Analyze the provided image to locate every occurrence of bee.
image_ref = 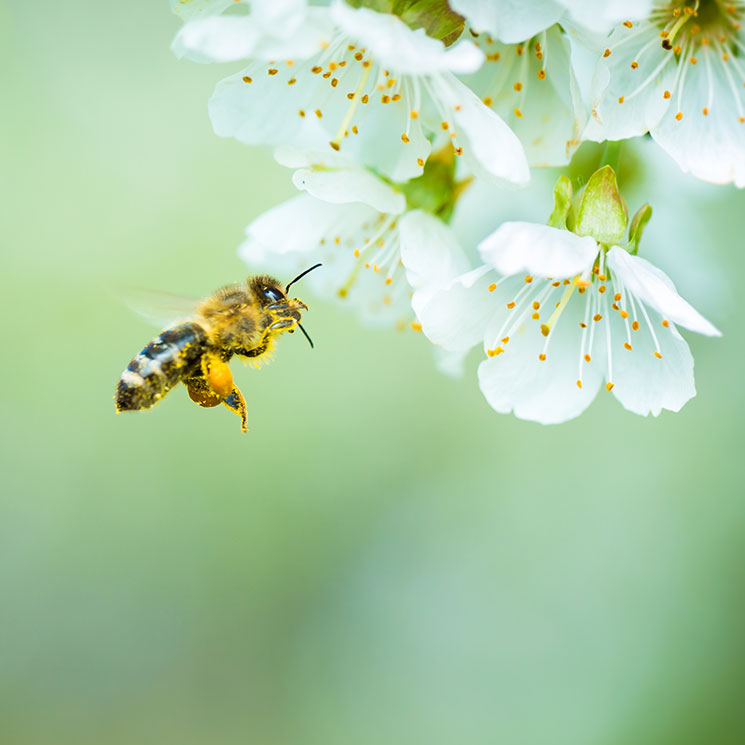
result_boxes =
[115,264,321,433]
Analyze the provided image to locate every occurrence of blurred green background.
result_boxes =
[2,2,744,744]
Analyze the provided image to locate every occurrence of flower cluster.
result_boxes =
[170,0,731,423]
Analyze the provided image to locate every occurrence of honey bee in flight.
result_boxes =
[115,264,321,432]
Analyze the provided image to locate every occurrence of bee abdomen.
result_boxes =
[116,323,207,412]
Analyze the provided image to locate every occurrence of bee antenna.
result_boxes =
[297,323,314,349]
[286,263,322,294]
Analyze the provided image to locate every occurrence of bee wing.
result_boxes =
[119,286,201,328]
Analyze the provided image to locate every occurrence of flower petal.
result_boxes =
[608,312,696,416]
[431,74,530,186]
[556,0,653,33]
[463,26,585,167]
[477,295,603,423]
[606,247,721,336]
[479,222,598,278]
[415,265,495,351]
[432,346,469,378]
[292,166,405,214]
[583,21,676,142]
[450,0,563,43]
[330,0,484,75]
[172,1,328,63]
[650,47,745,187]
[399,210,470,293]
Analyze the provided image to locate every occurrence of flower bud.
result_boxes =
[574,165,628,245]
[627,203,652,256]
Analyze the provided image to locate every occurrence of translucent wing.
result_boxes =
[118,286,201,329]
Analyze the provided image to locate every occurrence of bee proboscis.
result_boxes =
[115,265,320,433]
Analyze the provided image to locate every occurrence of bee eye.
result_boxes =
[263,286,284,302]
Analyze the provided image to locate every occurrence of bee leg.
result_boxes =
[221,385,249,433]
[204,355,234,399]
[184,355,233,408]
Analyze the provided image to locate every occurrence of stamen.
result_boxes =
[329,56,373,150]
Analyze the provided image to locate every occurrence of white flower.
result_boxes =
[175,0,529,185]
[171,0,329,64]
[416,221,720,423]
[585,1,745,187]
[450,0,653,38]
[239,146,470,330]
[461,25,585,166]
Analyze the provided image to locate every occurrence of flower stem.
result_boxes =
[600,140,622,172]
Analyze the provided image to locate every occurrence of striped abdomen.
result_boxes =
[116,323,208,412]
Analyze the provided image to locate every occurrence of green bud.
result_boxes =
[574,165,628,245]
[547,175,573,230]
[347,0,465,46]
[400,145,465,222]
[627,203,652,256]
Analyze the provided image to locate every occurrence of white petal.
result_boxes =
[330,0,484,75]
[415,265,495,351]
[450,0,563,42]
[606,247,721,336]
[556,0,653,33]
[608,312,696,417]
[399,210,471,292]
[432,346,469,378]
[209,64,327,146]
[432,74,530,186]
[274,145,353,169]
[477,294,603,423]
[172,17,264,63]
[583,21,676,142]
[651,46,745,187]
[479,222,598,278]
[172,2,327,63]
[240,194,346,261]
[464,26,585,167]
[292,167,405,214]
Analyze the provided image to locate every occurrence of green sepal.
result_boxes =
[400,145,463,222]
[627,203,652,256]
[547,175,574,229]
[574,165,628,245]
[346,0,465,46]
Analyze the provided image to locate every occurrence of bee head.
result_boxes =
[250,265,321,348]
